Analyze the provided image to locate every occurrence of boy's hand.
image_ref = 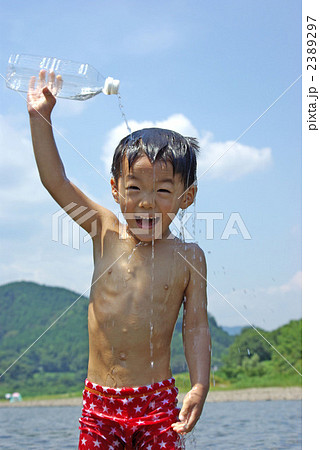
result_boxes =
[171,384,207,435]
[27,70,62,120]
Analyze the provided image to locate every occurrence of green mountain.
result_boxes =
[216,320,302,388]
[0,281,233,397]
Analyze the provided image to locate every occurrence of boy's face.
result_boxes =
[111,154,196,242]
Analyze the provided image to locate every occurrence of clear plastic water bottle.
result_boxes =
[6,54,120,100]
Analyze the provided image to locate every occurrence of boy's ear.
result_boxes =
[180,184,197,210]
[110,178,120,204]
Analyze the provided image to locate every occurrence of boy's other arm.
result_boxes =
[28,71,112,234]
[172,245,211,435]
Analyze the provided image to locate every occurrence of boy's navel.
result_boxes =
[119,351,127,361]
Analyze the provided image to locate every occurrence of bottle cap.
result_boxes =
[103,77,120,95]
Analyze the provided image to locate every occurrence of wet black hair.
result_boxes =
[111,128,200,189]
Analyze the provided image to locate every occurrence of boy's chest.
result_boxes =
[91,241,189,311]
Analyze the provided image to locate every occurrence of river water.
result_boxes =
[0,400,301,449]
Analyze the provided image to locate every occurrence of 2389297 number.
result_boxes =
[307,17,317,70]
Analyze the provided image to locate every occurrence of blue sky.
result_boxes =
[0,0,302,331]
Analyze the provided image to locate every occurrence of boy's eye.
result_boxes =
[158,189,171,193]
[126,186,140,190]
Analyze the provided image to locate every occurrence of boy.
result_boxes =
[27,71,211,449]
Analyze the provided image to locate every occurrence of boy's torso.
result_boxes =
[87,214,191,388]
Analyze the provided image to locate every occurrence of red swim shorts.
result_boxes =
[78,377,185,449]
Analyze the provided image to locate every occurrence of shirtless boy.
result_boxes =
[27,71,211,449]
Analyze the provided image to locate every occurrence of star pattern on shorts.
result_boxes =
[80,378,182,449]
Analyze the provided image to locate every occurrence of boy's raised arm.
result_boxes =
[172,245,211,435]
[28,71,110,235]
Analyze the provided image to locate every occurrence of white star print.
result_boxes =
[81,437,87,445]
[167,430,173,436]
[134,405,142,413]
[86,391,91,398]
[141,395,148,402]
[115,388,122,394]
[133,387,140,392]
[146,385,153,390]
[127,397,134,402]
[137,420,144,425]
[89,402,96,410]
[158,381,164,386]
[93,439,101,447]
[159,441,167,448]
[97,420,104,428]
[159,425,167,432]
[109,397,115,403]
[113,441,120,447]
[122,398,128,404]
[161,399,169,405]
[102,405,109,413]
[92,383,98,389]
[102,387,109,392]
[147,445,152,450]
[145,431,151,437]
[116,407,123,415]
[110,427,117,435]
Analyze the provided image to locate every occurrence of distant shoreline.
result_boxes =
[0,386,301,407]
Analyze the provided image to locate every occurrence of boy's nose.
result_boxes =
[139,194,155,209]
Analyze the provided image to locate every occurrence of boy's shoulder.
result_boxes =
[172,239,206,263]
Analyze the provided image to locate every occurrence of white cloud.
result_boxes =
[266,271,302,295]
[101,113,272,180]
[197,131,272,181]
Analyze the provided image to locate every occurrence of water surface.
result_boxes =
[0,400,301,449]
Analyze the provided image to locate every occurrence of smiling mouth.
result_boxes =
[135,215,160,230]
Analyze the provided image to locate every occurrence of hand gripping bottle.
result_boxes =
[6,54,120,100]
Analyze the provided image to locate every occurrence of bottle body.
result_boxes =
[6,54,119,100]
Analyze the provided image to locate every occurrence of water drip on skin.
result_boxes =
[178,209,186,242]
[149,163,156,372]
[127,240,147,263]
